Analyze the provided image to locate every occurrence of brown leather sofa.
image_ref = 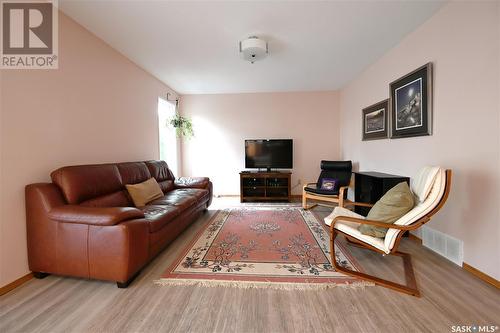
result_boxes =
[25,160,212,287]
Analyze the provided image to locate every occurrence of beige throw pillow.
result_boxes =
[358,182,415,238]
[126,178,163,207]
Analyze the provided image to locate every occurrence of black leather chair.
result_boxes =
[302,160,352,209]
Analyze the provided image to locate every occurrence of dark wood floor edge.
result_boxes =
[0,272,33,296]
[462,263,500,289]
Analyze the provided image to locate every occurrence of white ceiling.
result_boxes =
[59,1,444,94]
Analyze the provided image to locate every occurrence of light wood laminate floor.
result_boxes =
[1,198,499,333]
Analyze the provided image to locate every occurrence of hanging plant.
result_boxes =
[168,113,194,139]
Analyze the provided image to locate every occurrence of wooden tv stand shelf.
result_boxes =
[240,171,292,202]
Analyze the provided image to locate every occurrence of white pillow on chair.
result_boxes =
[411,166,440,203]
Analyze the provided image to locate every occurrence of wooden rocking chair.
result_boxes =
[325,167,452,297]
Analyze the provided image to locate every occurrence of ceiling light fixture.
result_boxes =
[239,36,268,64]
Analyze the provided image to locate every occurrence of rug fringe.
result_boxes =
[154,279,374,290]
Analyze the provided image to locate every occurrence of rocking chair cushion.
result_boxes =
[304,184,340,196]
[384,168,446,251]
[325,167,447,254]
[324,207,387,253]
[411,166,440,203]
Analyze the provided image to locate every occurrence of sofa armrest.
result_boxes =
[48,206,145,226]
[174,177,210,189]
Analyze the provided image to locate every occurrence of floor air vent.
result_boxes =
[421,226,463,266]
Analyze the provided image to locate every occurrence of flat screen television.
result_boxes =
[245,139,293,170]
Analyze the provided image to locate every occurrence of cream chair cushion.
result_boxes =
[324,207,387,253]
[384,168,446,251]
[411,166,440,203]
[325,167,447,254]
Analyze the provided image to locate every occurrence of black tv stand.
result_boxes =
[240,171,291,202]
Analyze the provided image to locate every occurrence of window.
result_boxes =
[158,97,179,176]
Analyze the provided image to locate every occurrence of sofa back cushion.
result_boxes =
[79,190,131,207]
[158,180,175,193]
[117,162,152,185]
[145,160,175,193]
[51,164,124,204]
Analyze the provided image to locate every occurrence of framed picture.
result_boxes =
[362,99,389,141]
[390,63,433,138]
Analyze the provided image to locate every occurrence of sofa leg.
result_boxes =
[116,281,130,288]
[33,272,49,279]
[116,270,141,288]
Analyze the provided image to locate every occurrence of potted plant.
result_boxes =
[168,113,194,138]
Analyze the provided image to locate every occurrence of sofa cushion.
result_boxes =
[145,160,175,181]
[158,180,175,193]
[80,190,131,207]
[117,162,152,185]
[359,182,415,238]
[171,188,209,202]
[141,205,181,233]
[51,164,123,204]
[126,178,164,207]
[150,191,197,210]
[174,177,210,189]
[49,206,144,226]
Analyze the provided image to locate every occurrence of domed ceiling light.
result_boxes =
[239,36,268,64]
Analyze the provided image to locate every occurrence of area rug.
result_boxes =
[156,207,371,290]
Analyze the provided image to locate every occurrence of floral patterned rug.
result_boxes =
[157,207,370,290]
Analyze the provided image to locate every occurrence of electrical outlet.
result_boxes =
[297,179,302,185]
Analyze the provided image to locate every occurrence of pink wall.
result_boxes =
[0,13,176,287]
[339,1,500,279]
[180,91,340,195]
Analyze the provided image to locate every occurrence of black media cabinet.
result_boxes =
[354,172,410,216]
